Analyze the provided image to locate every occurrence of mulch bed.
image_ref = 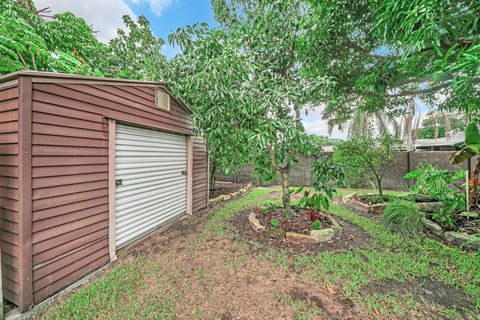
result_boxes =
[455,216,480,236]
[232,209,371,255]
[254,206,332,234]
[209,182,249,199]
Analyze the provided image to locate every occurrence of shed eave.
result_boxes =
[0,71,164,86]
[0,71,193,114]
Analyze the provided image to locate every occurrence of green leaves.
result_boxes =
[404,160,466,214]
[450,122,480,165]
[465,123,480,152]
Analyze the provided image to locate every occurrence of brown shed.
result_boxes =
[0,71,208,311]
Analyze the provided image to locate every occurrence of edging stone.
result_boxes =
[310,228,335,242]
[209,183,252,205]
[342,194,387,214]
[444,232,480,250]
[422,218,443,237]
[248,212,265,232]
[286,232,318,244]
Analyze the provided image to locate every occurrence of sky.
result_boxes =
[34,0,426,139]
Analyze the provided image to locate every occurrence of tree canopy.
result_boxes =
[0,0,166,80]
[299,0,479,124]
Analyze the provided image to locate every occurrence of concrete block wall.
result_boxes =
[215,151,472,191]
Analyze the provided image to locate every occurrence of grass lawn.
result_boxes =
[36,187,480,319]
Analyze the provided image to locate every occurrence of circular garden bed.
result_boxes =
[233,205,371,254]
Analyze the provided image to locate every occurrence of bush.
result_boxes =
[404,161,466,213]
[383,200,424,237]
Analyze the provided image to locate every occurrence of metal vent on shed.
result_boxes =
[155,90,170,110]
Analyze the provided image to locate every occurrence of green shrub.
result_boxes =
[271,218,280,228]
[404,161,466,213]
[383,200,424,236]
[311,220,321,230]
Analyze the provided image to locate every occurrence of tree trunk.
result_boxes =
[404,99,414,151]
[209,161,216,191]
[376,178,383,198]
[280,167,292,219]
[473,157,480,208]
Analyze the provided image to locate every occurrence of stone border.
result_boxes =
[248,211,343,244]
[342,194,387,214]
[341,194,480,251]
[422,216,480,250]
[209,183,252,205]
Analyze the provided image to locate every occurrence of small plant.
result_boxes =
[262,202,278,215]
[311,220,321,230]
[432,207,456,230]
[296,155,345,211]
[271,218,280,228]
[404,161,466,213]
[383,200,424,237]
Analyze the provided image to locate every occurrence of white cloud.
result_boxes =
[35,0,137,43]
[129,0,173,16]
[301,107,348,139]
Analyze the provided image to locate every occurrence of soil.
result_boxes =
[110,196,367,319]
[365,276,477,315]
[254,206,332,234]
[233,209,371,255]
[455,215,480,236]
[209,182,249,199]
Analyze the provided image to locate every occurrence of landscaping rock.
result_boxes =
[310,229,335,242]
[416,202,443,213]
[343,195,386,214]
[444,232,480,250]
[459,212,479,219]
[248,212,265,232]
[265,227,285,239]
[285,232,318,244]
[422,218,443,237]
[324,214,343,236]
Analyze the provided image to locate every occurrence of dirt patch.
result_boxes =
[209,182,249,199]
[365,276,477,313]
[288,288,357,320]
[233,209,371,254]
[117,215,367,319]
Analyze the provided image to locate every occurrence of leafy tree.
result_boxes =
[334,133,400,197]
[299,0,479,126]
[417,111,466,139]
[0,0,103,74]
[167,25,251,190]
[103,15,167,81]
[169,1,317,216]
[0,1,167,81]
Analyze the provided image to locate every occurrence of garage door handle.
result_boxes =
[181,170,187,175]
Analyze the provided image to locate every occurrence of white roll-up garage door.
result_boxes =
[115,124,187,248]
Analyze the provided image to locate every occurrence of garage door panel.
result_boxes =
[115,191,186,225]
[115,124,187,248]
[116,197,186,232]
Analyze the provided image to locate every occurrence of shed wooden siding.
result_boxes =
[192,138,208,211]
[0,84,21,306]
[30,82,194,303]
